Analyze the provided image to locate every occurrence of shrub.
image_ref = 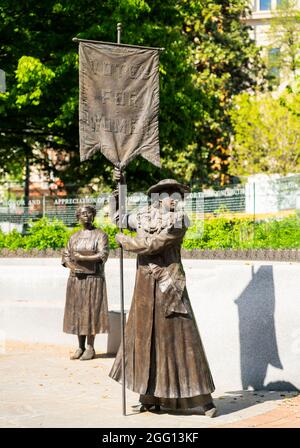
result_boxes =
[183,215,300,250]
[0,229,5,249]
[250,216,300,249]
[2,229,27,250]
[24,217,70,250]
[100,224,119,249]
[0,215,299,252]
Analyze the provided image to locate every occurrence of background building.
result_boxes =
[246,0,300,85]
[247,1,287,46]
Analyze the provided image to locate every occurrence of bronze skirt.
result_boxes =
[109,266,215,399]
[139,393,213,410]
[63,273,109,335]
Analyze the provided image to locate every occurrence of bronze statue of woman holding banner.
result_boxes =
[109,175,217,417]
[62,205,110,360]
[74,25,216,415]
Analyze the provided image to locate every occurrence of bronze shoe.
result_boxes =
[132,404,160,413]
[70,348,84,360]
[203,403,218,418]
[80,346,95,361]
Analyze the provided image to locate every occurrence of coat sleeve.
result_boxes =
[111,211,137,231]
[120,225,186,255]
[127,213,138,231]
[96,231,109,263]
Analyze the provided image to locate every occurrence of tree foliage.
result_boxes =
[174,0,266,186]
[0,0,265,192]
[268,0,300,84]
[230,86,300,176]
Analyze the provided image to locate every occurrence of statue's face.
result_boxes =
[79,207,94,225]
[160,195,176,211]
[159,188,182,212]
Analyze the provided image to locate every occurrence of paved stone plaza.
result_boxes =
[1,258,299,428]
[0,341,299,428]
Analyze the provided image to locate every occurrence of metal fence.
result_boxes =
[0,181,299,233]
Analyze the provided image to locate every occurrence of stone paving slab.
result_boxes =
[219,395,300,428]
[0,341,299,428]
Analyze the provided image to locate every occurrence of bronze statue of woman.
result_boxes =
[62,205,110,360]
[109,177,217,417]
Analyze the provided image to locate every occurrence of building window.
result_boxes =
[259,0,272,10]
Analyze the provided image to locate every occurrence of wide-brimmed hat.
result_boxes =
[147,179,190,196]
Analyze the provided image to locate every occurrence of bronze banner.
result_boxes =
[79,42,161,168]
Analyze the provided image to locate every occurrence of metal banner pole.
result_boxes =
[117,22,126,417]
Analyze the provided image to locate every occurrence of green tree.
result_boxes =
[230,88,300,175]
[176,0,266,186]
[0,0,265,193]
[268,0,300,85]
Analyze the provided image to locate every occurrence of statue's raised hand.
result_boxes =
[113,167,126,184]
[115,233,127,247]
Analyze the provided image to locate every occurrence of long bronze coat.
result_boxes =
[109,206,215,403]
[62,228,109,335]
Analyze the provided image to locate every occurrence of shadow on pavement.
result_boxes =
[212,389,299,417]
[136,390,299,417]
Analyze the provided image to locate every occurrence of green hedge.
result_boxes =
[0,215,299,251]
[0,218,70,250]
[183,215,300,249]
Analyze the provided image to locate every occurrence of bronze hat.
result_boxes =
[147,179,190,196]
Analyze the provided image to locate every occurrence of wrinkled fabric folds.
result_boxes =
[79,42,161,168]
[62,228,110,335]
[109,206,215,399]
